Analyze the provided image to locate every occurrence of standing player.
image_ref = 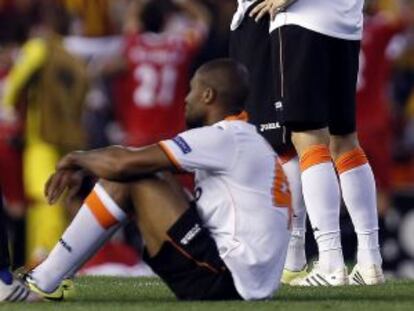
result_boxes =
[26,59,291,301]
[109,0,210,147]
[251,0,384,285]
[229,0,308,284]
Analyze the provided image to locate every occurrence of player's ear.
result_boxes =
[202,87,216,105]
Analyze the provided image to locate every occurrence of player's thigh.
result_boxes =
[328,38,360,135]
[271,25,331,131]
[143,205,241,300]
[130,172,190,255]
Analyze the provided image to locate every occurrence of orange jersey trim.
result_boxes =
[335,148,368,175]
[300,144,332,172]
[224,110,249,121]
[85,190,118,229]
[158,141,182,170]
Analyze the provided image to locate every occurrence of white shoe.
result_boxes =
[349,264,385,285]
[290,262,349,286]
[0,278,40,302]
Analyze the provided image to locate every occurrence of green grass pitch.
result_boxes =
[2,277,414,311]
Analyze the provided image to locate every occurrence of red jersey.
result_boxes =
[114,28,205,147]
[356,14,405,131]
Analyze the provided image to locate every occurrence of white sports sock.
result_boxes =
[281,156,307,271]
[31,183,127,292]
[300,145,344,273]
[336,148,382,267]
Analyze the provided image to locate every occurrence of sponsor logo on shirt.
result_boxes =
[260,122,281,132]
[172,136,192,154]
[180,223,201,245]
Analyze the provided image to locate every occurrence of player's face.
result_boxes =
[185,73,208,128]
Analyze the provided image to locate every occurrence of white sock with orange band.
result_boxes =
[335,148,382,267]
[31,183,127,292]
[300,145,344,273]
[279,149,307,271]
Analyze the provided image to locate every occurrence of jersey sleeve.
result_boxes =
[159,126,237,173]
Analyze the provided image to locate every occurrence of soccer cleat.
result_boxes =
[349,264,385,285]
[281,265,308,285]
[290,262,348,286]
[0,278,40,302]
[25,275,75,301]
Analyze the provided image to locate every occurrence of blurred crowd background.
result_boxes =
[0,0,414,278]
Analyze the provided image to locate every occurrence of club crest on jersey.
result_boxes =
[172,136,192,154]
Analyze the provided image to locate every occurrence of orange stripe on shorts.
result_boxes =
[335,148,368,175]
[85,191,118,229]
[299,144,332,172]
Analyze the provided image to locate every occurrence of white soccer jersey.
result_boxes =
[231,0,259,30]
[270,0,364,40]
[159,119,291,300]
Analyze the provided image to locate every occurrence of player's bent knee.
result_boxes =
[97,179,131,211]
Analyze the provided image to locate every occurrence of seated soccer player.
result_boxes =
[26,59,291,301]
[0,189,39,302]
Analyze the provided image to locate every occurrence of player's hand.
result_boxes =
[250,0,298,22]
[45,168,84,205]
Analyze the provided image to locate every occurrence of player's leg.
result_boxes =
[0,192,12,286]
[278,149,307,280]
[271,25,346,285]
[0,190,39,302]
[229,4,307,278]
[28,181,128,296]
[129,173,240,300]
[328,39,383,284]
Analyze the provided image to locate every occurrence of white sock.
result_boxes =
[300,145,344,273]
[31,183,127,292]
[63,223,122,279]
[316,231,344,274]
[281,156,307,271]
[336,148,382,267]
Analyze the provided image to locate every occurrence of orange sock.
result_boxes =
[335,148,368,175]
[299,144,332,172]
[300,144,344,272]
[85,191,119,229]
[31,183,126,292]
[335,148,381,266]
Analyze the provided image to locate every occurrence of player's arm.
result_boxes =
[61,144,175,181]
[250,0,298,21]
[1,39,47,120]
[174,0,211,27]
[45,144,176,204]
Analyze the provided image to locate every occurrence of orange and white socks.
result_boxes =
[279,151,307,271]
[300,145,344,273]
[31,183,127,292]
[335,148,382,267]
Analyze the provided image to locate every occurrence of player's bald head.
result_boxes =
[196,58,250,114]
